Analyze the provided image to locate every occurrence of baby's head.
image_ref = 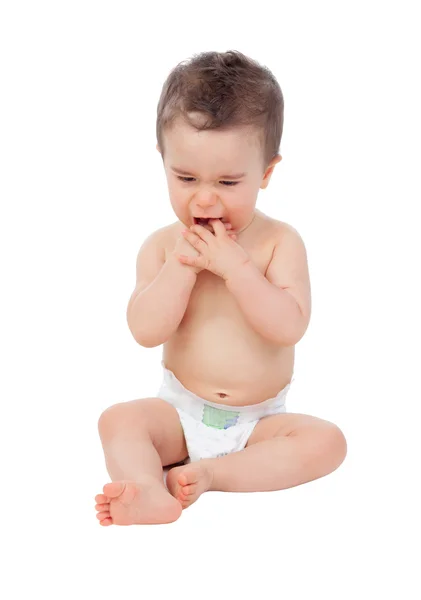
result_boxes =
[156,50,284,235]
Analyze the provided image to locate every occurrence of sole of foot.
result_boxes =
[94,479,182,526]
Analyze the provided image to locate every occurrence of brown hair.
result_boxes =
[156,50,284,171]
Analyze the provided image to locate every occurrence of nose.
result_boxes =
[194,190,219,211]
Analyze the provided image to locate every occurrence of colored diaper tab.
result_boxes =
[202,405,241,429]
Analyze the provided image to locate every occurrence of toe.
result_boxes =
[95,494,109,503]
[178,474,188,486]
[103,482,125,498]
[95,503,109,511]
[181,484,195,495]
[99,517,113,526]
[178,469,198,486]
[96,511,110,521]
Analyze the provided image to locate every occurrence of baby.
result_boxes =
[95,50,347,526]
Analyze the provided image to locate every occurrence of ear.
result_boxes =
[260,154,282,190]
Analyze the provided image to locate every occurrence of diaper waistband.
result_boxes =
[158,361,292,425]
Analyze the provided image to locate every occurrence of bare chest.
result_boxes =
[162,218,295,405]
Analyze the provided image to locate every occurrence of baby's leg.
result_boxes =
[95,397,188,526]
[98,397,188,480]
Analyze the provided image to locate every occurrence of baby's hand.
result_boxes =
[176,219,249,280]
[172,223,236,275]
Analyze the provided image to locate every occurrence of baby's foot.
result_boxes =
[166,462,214,509]
[94,477,182,526]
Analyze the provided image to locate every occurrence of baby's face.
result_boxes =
[158,115,280,235]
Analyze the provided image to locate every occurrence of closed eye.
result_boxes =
[177,176,239,186]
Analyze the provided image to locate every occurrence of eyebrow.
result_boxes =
[171,166,246,179]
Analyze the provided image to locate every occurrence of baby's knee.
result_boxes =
[323,423,347,469]
[97,402,126,435]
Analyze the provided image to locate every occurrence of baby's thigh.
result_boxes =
[99,397,188,467]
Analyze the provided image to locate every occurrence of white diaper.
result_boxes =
[157,361,293,464]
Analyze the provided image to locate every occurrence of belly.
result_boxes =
[163,318,295,406]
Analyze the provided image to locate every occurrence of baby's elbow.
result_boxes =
[129,330,162,348]
[292,311,311,345]
[280,319,309,346]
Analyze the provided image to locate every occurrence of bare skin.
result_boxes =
[94,213,345,525]
[95,478,182,526]
[162,211,297,408]
[166,462,214,510]
[95,213,287,524]
[94,394,216,524]
[94,465,213,525]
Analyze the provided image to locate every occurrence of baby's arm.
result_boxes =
[127,229,197,347]
[225,225,311,345]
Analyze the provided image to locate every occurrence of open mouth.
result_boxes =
[194,217,223,226]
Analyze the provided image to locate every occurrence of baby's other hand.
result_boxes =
[172,223,236,275]
[172,234,204,274]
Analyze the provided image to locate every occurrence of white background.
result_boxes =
[1,1,420,598]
